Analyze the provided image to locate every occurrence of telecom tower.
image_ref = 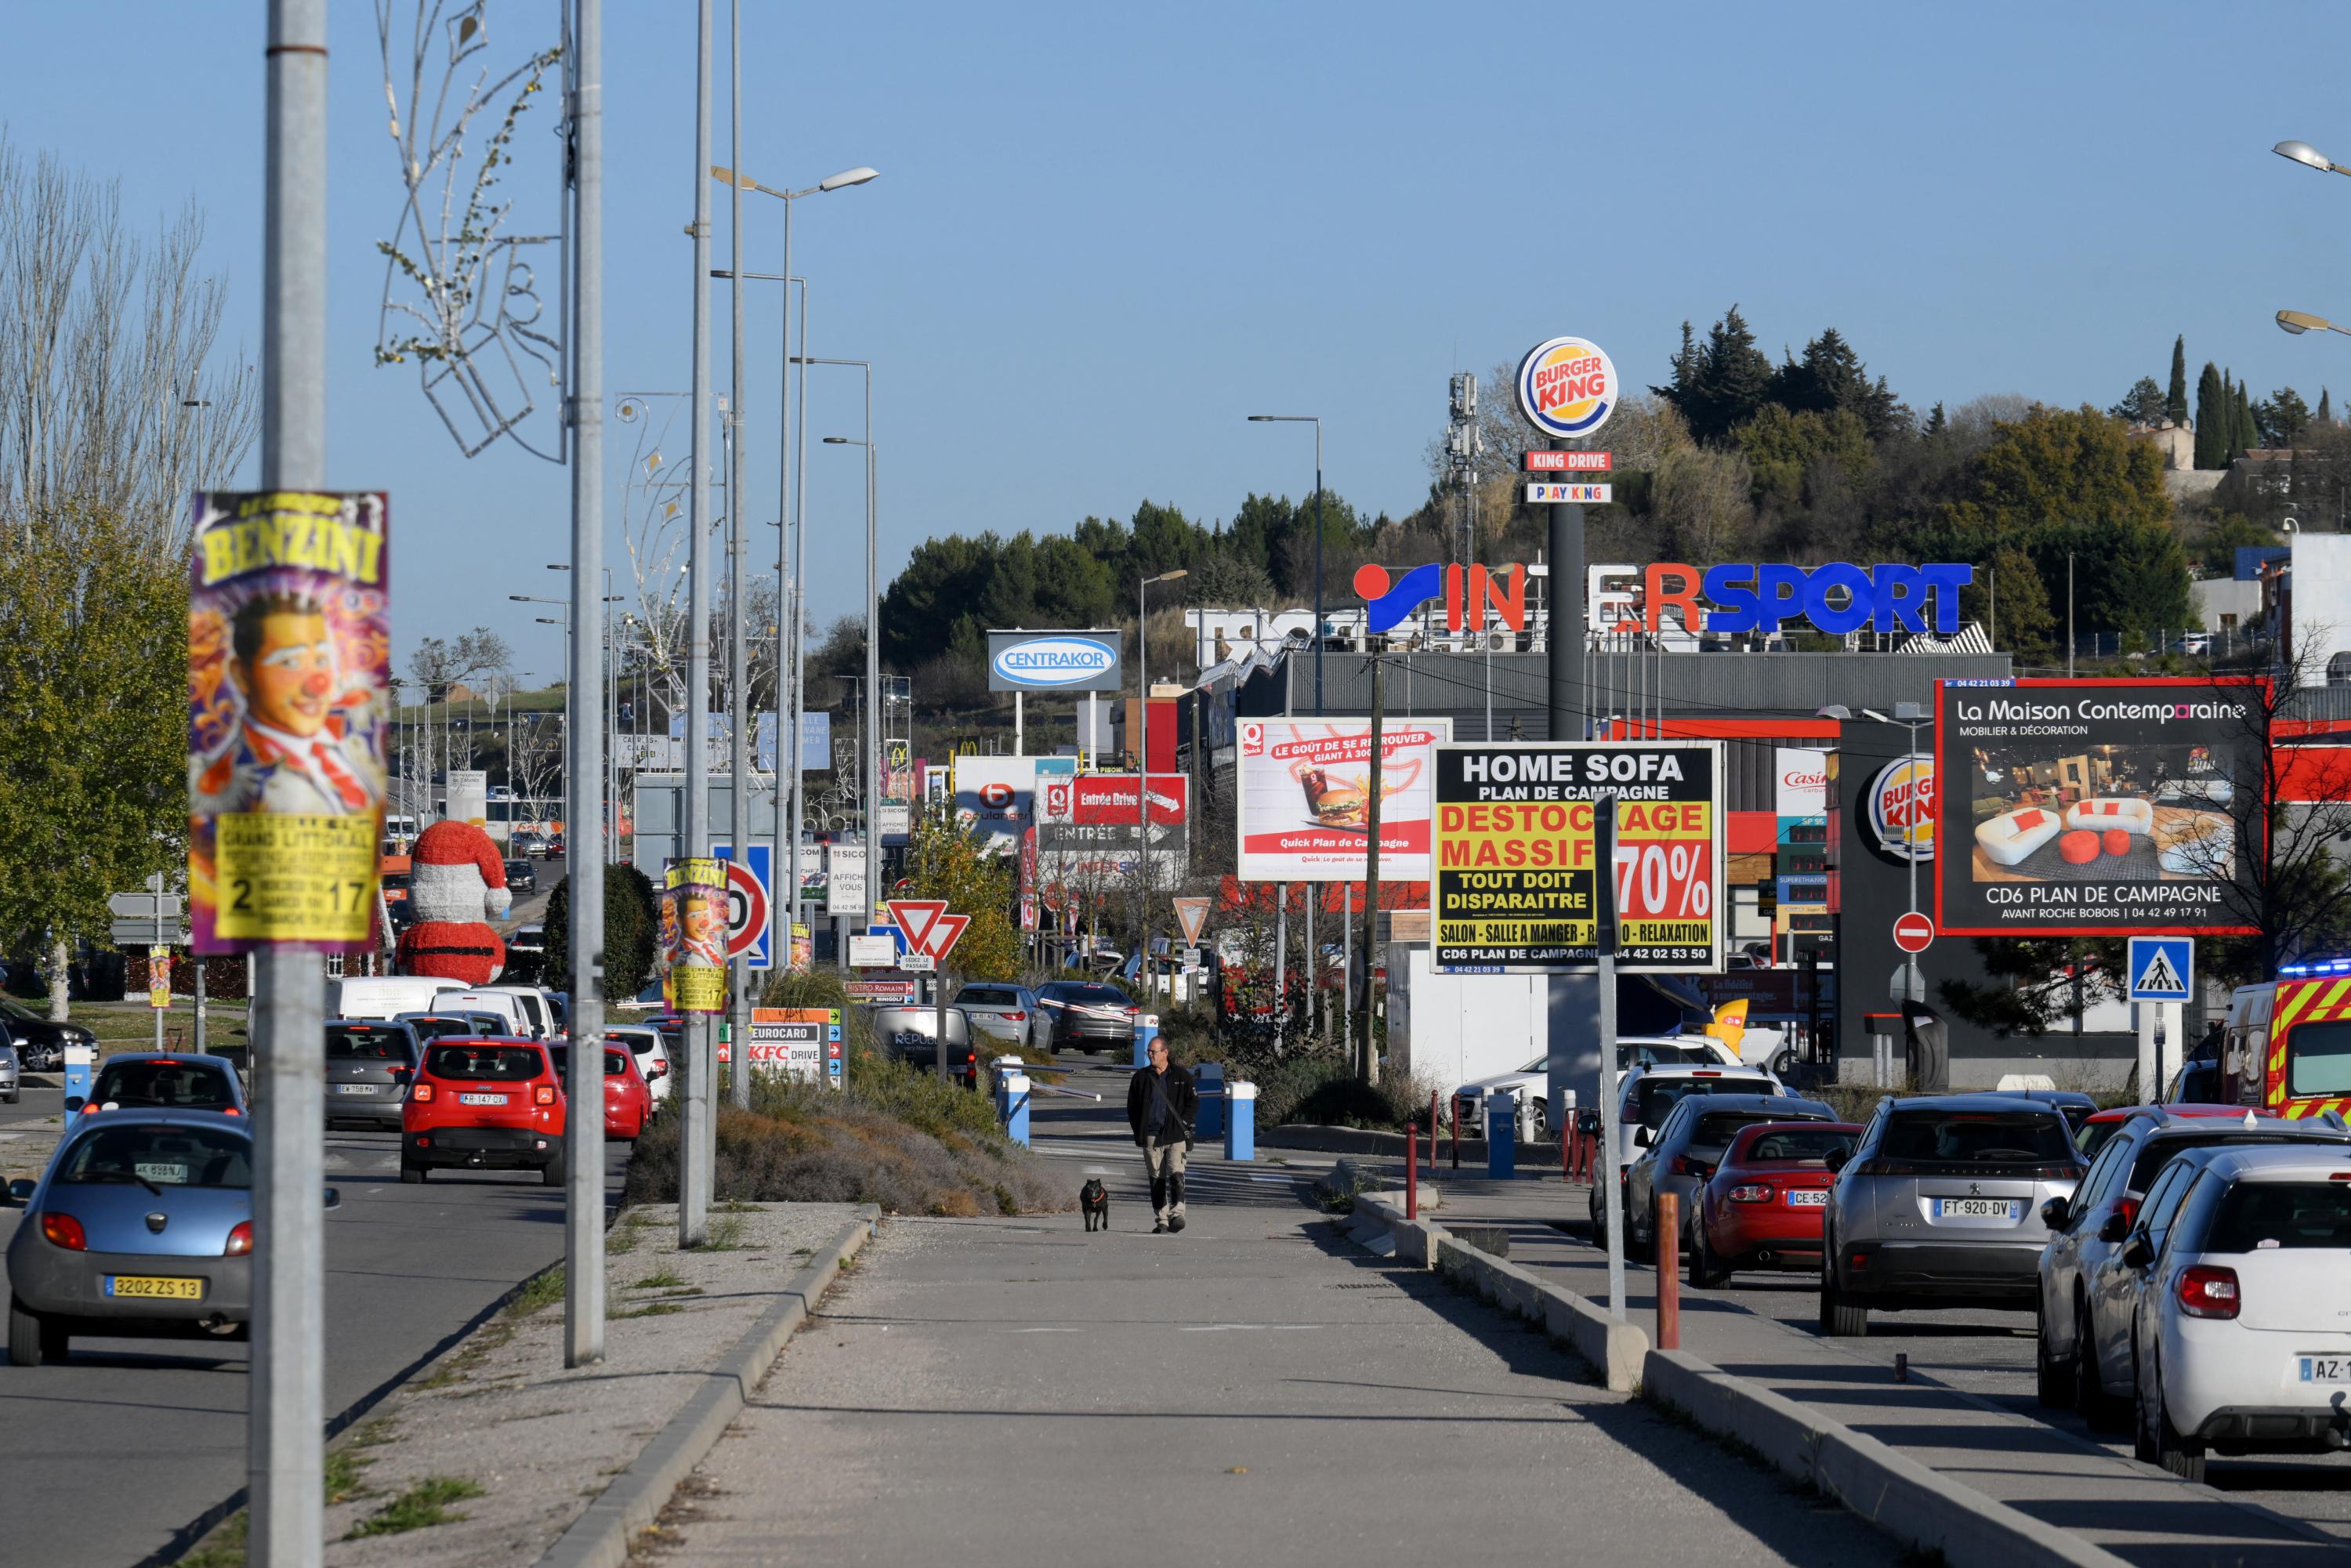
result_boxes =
[1446,371,1483,566]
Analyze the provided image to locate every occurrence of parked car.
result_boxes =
[397,1010,512,1046]
[607,1024,673,1106]
[1819,1094,2085,1336]
[2116,1143,2351,1480]
[0,1040,17,1105]
[3,1110,339,1366]
[74,1053,247,1119]
[1989,1087,2099,1138]
[2074,1101,2275,1163]
[1454,1037,1736,1140]
[324,1019,420,1131]
[547,1041,652,1142]
[868,1005,979,1084]
[0,998,92,1074]
[1034,981,1139,1056]
[955,983,1042,1051]
[1627,1093,1836,1262]
[401,1039,567,1184]
[1589,1066,1788,1239]
[1689,1120,1864,1286]
[504,860,538,896]
[2057,1110,2351,1421]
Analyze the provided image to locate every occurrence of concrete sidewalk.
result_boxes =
[636,1065,1898,1567]
[1410,1164,2347,1565]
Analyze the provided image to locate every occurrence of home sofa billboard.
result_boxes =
[1934,678,2262,936]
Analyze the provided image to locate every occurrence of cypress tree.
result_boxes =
[2193,361,2226,468]
[2234,375,2261,457]
[2166,335,2189,425]
[2321,387,2335,427]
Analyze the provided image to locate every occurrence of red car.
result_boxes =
[549,1040,652,1142]
[2074,1102,2270,1161]
[1687,1120,1863,1287]
[401,1039,567,1186]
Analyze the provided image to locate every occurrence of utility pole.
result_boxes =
[1595,794,1625,1321]
[681,0,714,1249]
[726,0,752,1109]
[1358,646,1384,1084]
[252,2,328,1562]
[2067,552,2076,679]
[1545,446,1592,1171]
[563,0,608,1371]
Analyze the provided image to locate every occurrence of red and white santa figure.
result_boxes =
[396,819,510,985]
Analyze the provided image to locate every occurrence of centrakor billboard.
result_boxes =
[1237,717,1451,882]
[987,629,1122,693]
[1431,741,1725,974]
[1934,677,2263,936]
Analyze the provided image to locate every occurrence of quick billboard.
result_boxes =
[1237,717,1451,882]
[1934,677,2262,936]
[1430,741,1725,974]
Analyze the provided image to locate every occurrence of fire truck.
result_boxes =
[2221,960,2351,1117]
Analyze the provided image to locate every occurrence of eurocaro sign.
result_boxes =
[1515,336,1617,440]
[1639,561,1974,636]
[987,629,1122,693]
[1353,561,1528,636]
[1868,754,1936,863]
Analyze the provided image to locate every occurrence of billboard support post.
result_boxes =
[1595,792,1625,1321]
[1359,643,1384,1083]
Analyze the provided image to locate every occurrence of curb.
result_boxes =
[1264,1123,1560,1166]
[1643,1349,2129,1568]
[534,1203,882,1568]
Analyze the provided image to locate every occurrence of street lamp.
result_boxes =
[809,360,878,954]
[1135,568,1187,987]
[1247,415,1325,714]
[2275,139,2350,176]
[2277,309,2351,339]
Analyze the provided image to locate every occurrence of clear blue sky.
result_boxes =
[6,2,2350,680]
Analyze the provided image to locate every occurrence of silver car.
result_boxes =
[1820,1093,2085,1336]
[0,1041,17,1105]
[324,1019,420,1130]
[953,983,1042,1052]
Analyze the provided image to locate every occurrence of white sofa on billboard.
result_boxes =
[2063,798,2154,835]
[1974,806,2066,867]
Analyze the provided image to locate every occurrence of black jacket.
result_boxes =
[1126,1062,1198,1148]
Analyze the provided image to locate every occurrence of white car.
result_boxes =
[1451,1037,1735,1139]
[2121,1143,2351,1482]
[607,1024,673,1106]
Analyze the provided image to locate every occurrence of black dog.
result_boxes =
[1080,1179,1109,1232]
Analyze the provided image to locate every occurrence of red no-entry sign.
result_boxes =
[1893,911,1935,954]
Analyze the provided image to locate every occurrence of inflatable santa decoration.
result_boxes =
[397,819,510,985]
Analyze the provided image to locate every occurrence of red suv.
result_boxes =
[401,1040,567,1185]
[549,1041,652,1143]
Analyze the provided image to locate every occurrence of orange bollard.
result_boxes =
[1657,1193,1682,1350]
[1406,1125,1419,1220]
[1429,1089,1440,1181]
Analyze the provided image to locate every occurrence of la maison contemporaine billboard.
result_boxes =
[1934,678,2263,936]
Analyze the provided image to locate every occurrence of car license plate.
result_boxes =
[335,1083,379,1094]
[2299,1356,2351,1382]
[1931,1197,2020,1220]
[458,1092,508,1106]
[134,1162,188,1184]
[1784,1190,1828,1206]
[105,1274,202,1300]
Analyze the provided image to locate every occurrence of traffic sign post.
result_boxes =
[1893,911,1935,954]
[887,900,973,1083]
[1172,896,1211,947]
[2129,937,2193,1103]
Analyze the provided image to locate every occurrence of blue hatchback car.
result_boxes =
[3,1109,334,1366]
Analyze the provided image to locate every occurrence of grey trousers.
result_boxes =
[1139,1140,1188,1220]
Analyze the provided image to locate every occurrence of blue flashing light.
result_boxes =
[2280,958,2351,978]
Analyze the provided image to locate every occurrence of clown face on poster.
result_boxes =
[188,491,390,954]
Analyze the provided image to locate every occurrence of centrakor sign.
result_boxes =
[1430,741,1725,974]
[986,629,1123,693]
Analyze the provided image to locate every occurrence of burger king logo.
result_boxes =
[1515,335,1617,440]
[1867,755,1936,862]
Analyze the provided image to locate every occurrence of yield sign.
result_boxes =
[1172,896,1211,945]
[886,899,970,963]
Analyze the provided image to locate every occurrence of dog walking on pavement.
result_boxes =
[1125,1036,1198,1233]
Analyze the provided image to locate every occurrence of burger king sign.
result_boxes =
[1515,335,1617,441]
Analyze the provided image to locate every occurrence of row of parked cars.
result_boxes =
[1588,1059,2351,1483]
[3,974,677,1369]
[868,980,1142,1081]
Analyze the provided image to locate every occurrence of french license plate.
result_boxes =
[1784,1190,1828,1206]
[105,1274,201,1301]
[133,1162,188,1184]
[2298,1356,2351,1382]
[335,1083,379,1094]
[458,1092,508,1106]
[1931,1197,2020,1221]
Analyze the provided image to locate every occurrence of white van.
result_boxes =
[331,976,467,1021]
[433,989,537,1037]
[471,984,558,1038]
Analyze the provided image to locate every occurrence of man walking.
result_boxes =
[1125,1037,1198,1233]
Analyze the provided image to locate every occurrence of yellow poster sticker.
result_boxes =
[671,966,726,1013]
[147,946,171,1010]
[213,813,377,943]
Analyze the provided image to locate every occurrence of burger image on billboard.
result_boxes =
[1933,677,2262,936]
[1298,766,1370,827]
[1515,336,1617,441]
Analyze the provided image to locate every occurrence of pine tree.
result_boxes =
[2166,335,2189,426]
[1925,401,1948,437]
[2193,362,2226,469]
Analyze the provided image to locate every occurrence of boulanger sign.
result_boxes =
[1639,561,1973,636]
[1431,741,1726,974]
[1515,336,1617,440]
[986,629,1122,693]
[1933,677,2263,936]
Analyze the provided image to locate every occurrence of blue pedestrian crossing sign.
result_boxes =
[2127,936,2193,1002]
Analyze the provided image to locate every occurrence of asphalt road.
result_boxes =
[0,1083,63,1132]
[0,1119,627,1566]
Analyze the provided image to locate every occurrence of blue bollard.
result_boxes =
[1133,1013,1158,1070]
[63,1041,94,1108]
[1225,1081,1255,1161]
[1194,1060,1226,1140]
[1487,1095,1516,1179]
[998,1070,1031,1147]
